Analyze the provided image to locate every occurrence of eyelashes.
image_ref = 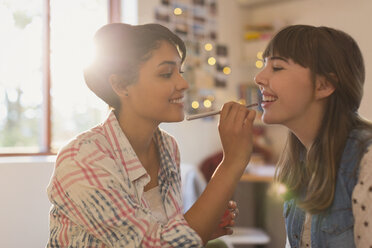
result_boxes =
[160,70,184,79]
[272,67,283,72]
[160,73,172,78]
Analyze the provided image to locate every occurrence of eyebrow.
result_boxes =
[157,61,177,67]
[267,56,289,63]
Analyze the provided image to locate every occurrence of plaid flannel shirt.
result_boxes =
[47,111,202,247]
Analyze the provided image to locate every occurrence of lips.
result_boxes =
[261,92,278,103]
[262,95,278,103]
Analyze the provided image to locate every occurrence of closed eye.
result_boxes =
[160,73,173,78]
[160,70,184,78]
[273,67,283,72]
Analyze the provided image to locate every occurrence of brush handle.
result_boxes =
[185,103,258,121]
[185,110,221,120]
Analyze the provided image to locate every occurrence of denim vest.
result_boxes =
[284,129,371,248]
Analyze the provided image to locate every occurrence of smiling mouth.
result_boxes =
[262,95,278,103]
[169,97,184,104]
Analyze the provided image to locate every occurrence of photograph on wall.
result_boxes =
[153,0,225,115]
[155,6,170,22]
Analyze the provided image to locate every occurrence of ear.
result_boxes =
[109,74,129,97]
[315,74,335,100]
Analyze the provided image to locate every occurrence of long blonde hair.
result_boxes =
[264,25,371,214]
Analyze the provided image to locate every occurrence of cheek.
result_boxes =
[140,87,172,109]
[278,77,314,104]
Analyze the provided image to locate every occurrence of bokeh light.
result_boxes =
[208,56,216,65]
[191,101,199,109]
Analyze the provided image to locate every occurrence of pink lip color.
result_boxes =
[261,91,276,97]
[260,91,277,109]
[261,101,274,108]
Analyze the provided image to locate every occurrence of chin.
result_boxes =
[173,115,185,122]
[261,113,279,125]
[164,114,185,123]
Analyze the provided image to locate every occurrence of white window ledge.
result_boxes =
[0,155,56,166]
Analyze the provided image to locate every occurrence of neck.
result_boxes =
[286,101,326,151]
[115,109,158,157]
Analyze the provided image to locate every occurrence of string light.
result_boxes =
[256,60,263,69]
[204,43,213,51]
[173,8,182,15]
[208,56,216,65]
[223,66,231,75]
[203,99,212,108]
[257,51,263,60]
[191,101,199,109]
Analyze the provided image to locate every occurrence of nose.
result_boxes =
[176,73,189,91]
[254,67,267,89]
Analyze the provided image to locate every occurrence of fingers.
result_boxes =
[244,108,257,127]
[211,201,238,240]
[219,210,231,227]
[219,101,234,122]
[234,104,250,128]
[220,102,249,125]
[228,201,239,218]
[228,200,237,209]
[219,201,239,228]
[228,207,238,223]
[218,101,256,167]
[219,102,256,131]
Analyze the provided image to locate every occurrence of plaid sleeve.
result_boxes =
[47,139,203,247]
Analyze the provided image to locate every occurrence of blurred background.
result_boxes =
[0,0,371,247]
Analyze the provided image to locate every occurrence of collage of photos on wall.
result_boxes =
[154,0,231,117]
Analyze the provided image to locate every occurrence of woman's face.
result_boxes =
[255,56,317,130]
[125,41,188,124]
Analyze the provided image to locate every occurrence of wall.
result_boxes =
[0,157,55,248]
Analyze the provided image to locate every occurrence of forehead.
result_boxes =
[147,41,181,64]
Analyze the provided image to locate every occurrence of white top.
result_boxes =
[285,145,372,248]
[352,145,372,247]
[143,186,169,224]
[300,213,312,248]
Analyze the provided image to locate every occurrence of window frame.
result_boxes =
[0,0,122,157]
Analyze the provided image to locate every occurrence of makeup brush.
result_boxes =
[185,103,259,121]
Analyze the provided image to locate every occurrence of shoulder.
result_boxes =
[159,128,177,143]
[55,123,112,169]
[352,144,372,245]
[349,127,372,144]
[157,128,181,166]
[158,128,179,152]
[48,123,119,193]
[359,144,372,177]
[352,143,372,200]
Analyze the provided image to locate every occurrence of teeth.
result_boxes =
[170,98,184,104]
[262,95,278,102]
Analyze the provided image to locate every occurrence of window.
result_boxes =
[0,0,124,156]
